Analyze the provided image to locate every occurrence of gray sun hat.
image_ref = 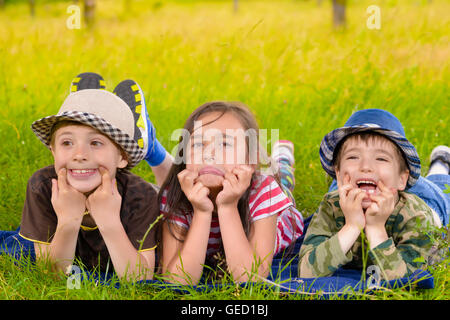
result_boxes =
[31,89,145,168]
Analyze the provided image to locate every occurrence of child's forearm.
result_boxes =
[36,217,82,273]
[164,211,212,285]
[298,233,353,278]
[217,205,271,282]
[365,225,389,249]
[98,219,154,281]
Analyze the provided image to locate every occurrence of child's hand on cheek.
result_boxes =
[365,181,396,228]
[178,169,214,215]
[51,168,86,224]
[337,172,366,230]
[86,167,122,228]
[216,165,253,209]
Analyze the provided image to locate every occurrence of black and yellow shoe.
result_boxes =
[113,79,150,155]
[70,72,106,93]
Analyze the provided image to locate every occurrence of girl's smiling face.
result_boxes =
[335,134,409,209]
[51,124,128,194]
[185,111,253,189]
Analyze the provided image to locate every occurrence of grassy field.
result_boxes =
[0,0,448,300]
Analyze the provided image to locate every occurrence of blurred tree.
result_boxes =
[29,0,35,16]
[332,0,346,28]
[234,0,238,12]
[84,0,95,27]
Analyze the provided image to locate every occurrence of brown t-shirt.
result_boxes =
[19,165,160,272]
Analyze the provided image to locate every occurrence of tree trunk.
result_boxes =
[84,0,95,27]
[233,0,238,13]
[29,0,35,17]
[332,0,346,28]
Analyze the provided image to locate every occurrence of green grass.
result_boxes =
[0,0,448,300]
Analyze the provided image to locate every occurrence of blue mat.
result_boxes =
[0,223,435,298]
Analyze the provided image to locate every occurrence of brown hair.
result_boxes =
[333,131,409,173]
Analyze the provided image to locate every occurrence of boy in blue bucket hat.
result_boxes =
[298,108,449,280]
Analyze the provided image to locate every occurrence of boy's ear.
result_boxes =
[50,145,55,157]
[397,170,409,191]
[334,166,340,180]
[117,150,129,169]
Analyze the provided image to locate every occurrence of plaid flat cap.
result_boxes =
[31,89,145,168]
[319,109,421,189]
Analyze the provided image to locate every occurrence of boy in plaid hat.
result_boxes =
[298,109,449,280]
[16,73,169,280]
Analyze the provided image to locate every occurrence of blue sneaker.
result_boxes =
[113,79,166,166]
[70,72,106,93]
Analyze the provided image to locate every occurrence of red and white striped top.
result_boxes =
[160,174,304,258]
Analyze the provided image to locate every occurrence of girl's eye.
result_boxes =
[192,142,203,148]
[376,157,388,162]
[346,155,358,160]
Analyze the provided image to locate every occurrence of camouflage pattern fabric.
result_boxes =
[298,190,438,280]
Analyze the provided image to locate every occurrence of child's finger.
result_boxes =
[377,180,397,196]
[99,167,112,193]
[344,173,351,185]
[178,169,196,186]
[338,183,353,200]
[224,172,239,187]
[355,189,367,204]
[51,179,58,201]
[368,193,383,202]
[222,178,232,190]
[57,168,68,191]
[348,188,363,202]
[111,178,118,195]
[365,202,379,216]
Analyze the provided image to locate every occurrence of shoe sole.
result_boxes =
[430,145,450,170]
[70,72,106,93]
[113,80,149,155]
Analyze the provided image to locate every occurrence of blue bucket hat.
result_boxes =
[319,109,421,189]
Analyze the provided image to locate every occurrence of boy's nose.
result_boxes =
[359,157,373,172]
[72,145,89,161]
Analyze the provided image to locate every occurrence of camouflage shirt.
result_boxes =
[298,190,438,280]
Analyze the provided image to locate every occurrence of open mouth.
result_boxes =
[356,179,377,194]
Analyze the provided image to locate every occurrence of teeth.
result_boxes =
[72,169,95,174]
[357,180,377,185]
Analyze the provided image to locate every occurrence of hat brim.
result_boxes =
[31,110,144,169]
[319,125,421,189]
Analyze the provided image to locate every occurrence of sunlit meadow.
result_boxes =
[0,0,448,299]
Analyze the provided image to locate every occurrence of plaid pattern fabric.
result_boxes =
[319,124,421,189]
[31,110,145,168]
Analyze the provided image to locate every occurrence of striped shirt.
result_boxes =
[160,174,304,258]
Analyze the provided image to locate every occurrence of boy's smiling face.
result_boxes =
[335,134,409,209]
[50,124,128,194]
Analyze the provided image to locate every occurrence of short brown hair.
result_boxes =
[333,132,409,173]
